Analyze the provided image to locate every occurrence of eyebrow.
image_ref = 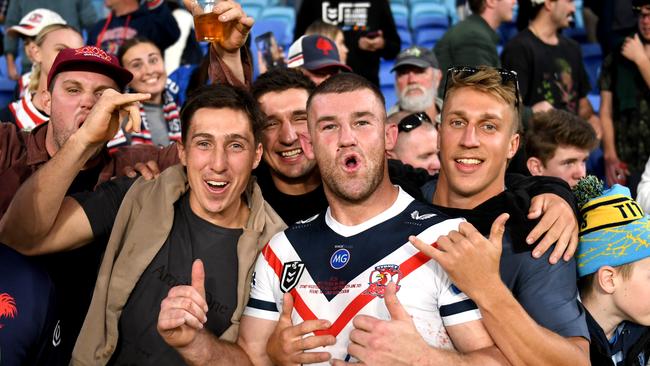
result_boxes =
[191,132,252,143]
[446,110,502,121]
[127,52,159,63]
[316,111,376,123]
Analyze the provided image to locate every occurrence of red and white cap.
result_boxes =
[287,35,351,72]
[47,46,133,90]
[8,8,67,37]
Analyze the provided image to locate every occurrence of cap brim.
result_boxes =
[49,60,133,90]
[303,59,352,72]
[8,25,38,37]
[391,59,431,72]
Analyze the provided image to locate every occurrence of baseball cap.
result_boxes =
[391,46,439,72]
[48,46,133,90]
[8,8,67,37]
[575,178,650,277]
[287,35,352,72]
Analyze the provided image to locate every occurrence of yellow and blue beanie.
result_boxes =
[576,180,650,277]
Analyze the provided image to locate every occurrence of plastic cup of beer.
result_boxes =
[190,0,225,42]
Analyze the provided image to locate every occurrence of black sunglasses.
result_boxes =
[398,112,433,133]
[442,66,521,109]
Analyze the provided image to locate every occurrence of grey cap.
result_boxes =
[391,46,439,72]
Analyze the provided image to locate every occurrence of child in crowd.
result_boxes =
[575,176,650,366]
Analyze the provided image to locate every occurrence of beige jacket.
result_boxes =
[71,164,285,365]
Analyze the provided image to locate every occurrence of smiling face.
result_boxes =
[437,87,519,208]
[258,88,317,185]
[178,107,262,227]
[308,88,393,203]
[121,41,166,104]
[45,70,118,155]
[638,5,650,41]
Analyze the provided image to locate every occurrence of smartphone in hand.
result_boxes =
[255,32,286,69]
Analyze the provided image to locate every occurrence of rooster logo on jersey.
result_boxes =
[0,293,17,329]
[363,264,401,298]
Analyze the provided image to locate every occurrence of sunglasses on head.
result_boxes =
[442,66,521,109]
[398,111,433,133]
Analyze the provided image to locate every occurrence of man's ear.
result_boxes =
[252,142,263,170]
[527,157,544,176]
[507,133,520,159]
[596,266,618,294]
[43,90,52,115]
[385,122,398,151]
[178,141,187,166]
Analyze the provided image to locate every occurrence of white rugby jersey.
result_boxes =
[244,188,481,363]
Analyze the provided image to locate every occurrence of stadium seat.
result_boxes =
[409,3,448,30]
[390,4,409,31]
[379,59,395,87]
[259,6,295,46]
[414,28,447,49]
[390,0,408,5]
[242,4,263,20]
[381,85,398,111]
[253,18,293,49]
[0,56,17,108]
[582,42,603,94]
[498,21,518,45]
[241,0,268,7]
[398,28,413,49]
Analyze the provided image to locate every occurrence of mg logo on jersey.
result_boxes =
[330,248,350,269]
[280,261,305,293]
[363,264,401,298]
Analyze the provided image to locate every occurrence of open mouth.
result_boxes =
[279,148,302,159]
[342,154,361,172]
[205,179,229,192]
[455,158,483,172]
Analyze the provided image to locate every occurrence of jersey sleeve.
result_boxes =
[243,241,283,321]
[418,218,482,327]
[514,253,589,339]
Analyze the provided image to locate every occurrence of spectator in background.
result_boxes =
[387,111,441,175]
[600,0,650,189]
[164,0,203,74]
[525,109,598,188]
[287,34,351,85]
[3,0,97,81]
[305,20,349,63]
[390,46,443,122]
[295,0,400,86]
[435,0,516,93]
[502,0,599,132]
[88,0,180,55]
[4,8,68,99]
[111,37,182,150]
[0,23,84,130]
[575,181,650,366]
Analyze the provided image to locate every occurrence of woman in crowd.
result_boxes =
[0,24,83,130]
[110,37,183,150]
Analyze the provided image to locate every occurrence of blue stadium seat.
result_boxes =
[0,56,17,108]
[259,6,295,45]
[414,28,446,49]
[379,59,395,87]
[252,18,293,49]
[381,85,398,111]
[409,3,448,29]
[563,27,588,44]
[412,14,448,33]
[242,4,263,20]
[582,43,603,94]
[398,28,413,49]
[498,21,518,45]
[241,0,268,7]
[390,4,409,31]
[390,0,408,5]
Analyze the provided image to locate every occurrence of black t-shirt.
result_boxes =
[75,178,241,365]
[254,162,328,225]
[501,29,591,114]
[28,159,109,364]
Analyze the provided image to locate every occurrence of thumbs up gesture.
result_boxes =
[409,213,509,300]
[157,259,210,348]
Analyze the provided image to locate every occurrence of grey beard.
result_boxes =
[398,86,436,112]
